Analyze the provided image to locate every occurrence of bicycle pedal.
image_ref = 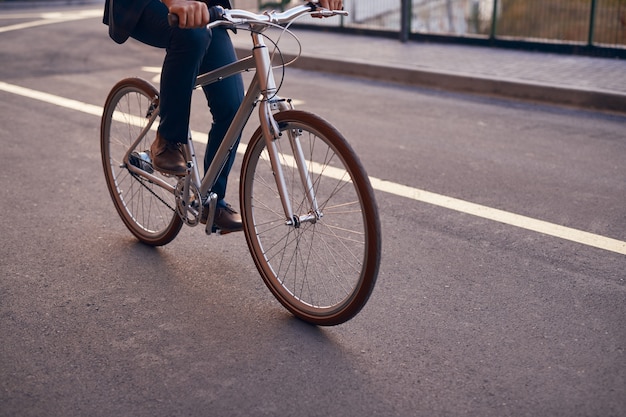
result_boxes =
[129,151,154,174]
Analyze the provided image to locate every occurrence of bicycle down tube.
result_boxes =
[196,29,303,227]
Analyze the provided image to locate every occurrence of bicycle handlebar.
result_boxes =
[167,3,347,29]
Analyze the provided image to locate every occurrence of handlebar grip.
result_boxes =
[167,13,179,27]
[167,5,224,28]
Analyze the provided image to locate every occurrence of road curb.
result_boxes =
[236,47,626,114]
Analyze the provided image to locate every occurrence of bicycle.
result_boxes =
[100,2,381,326]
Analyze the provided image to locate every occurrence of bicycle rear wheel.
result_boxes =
[240,110,381,326]
[101,78,182,246]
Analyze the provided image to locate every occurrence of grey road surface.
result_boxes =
[1,5,625,417]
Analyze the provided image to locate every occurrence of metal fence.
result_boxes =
[243,0,626,57]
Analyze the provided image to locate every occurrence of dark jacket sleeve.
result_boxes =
[103,0,152,44]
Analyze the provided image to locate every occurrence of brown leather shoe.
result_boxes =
[213,202,243,234]
[150,133,187,176]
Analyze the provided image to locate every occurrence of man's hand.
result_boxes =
[164,0,210,28]
[318,0,342,10]
[312,0,342,18]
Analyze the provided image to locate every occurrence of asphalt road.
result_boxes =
[1,5,625,417]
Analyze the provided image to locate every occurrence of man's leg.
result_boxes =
[130,0,213,175]
[199,27,245,232]
[199,27,245,199]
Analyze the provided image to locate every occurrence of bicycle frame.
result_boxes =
[102,4,381,325]
[121,14,321,234]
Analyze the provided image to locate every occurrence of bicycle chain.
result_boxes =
[129,170,177,213]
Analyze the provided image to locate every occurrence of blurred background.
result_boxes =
[235,0,626,56]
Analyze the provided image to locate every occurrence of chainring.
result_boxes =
[174,179,202,226]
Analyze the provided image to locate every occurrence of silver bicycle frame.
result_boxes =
[124,7,332,231]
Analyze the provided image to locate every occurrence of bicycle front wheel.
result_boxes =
[240,110,381,326]
[101,78,182,246]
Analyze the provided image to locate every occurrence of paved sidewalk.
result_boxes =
[232,28,626,114]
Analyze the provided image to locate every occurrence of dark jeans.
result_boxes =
[130,0,244,201]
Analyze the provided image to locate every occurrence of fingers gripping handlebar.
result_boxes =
[167,5,225,28]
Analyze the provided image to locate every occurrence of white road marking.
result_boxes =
[0,80,624,256]
[368,178,626,255]
[0,9,102,34]
[141,67,162,84]
[0,81,103,116]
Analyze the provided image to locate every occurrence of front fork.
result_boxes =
[259,99,321,227]
[252,29,321,227]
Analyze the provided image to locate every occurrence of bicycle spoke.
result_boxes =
[241,111,380,325]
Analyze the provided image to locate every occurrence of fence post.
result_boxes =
[400,0,411,42]
[490,0,499,41]
[588,0,597,46]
